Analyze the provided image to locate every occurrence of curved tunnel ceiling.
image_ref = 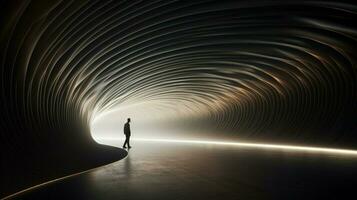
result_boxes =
[1,0,357,148]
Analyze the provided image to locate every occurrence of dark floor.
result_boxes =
[1,143,127,199]
[11,140,357,200]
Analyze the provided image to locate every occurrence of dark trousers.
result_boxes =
[123,134,130,147]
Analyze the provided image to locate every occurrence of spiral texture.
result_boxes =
[1,0,357,146]
[1,0,357,196]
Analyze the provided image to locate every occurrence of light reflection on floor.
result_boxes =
[14,139,357,199]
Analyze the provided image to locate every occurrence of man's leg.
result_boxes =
[123,135,128,148]
[127,135,131,148]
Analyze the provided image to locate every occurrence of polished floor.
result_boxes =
[12,139,357,199]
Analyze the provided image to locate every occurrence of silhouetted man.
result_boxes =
[123,118,131,149]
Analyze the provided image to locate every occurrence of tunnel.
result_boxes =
[1,0,356,198]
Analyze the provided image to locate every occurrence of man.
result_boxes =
[123,118,131,149]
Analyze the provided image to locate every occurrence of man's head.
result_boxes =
[127,118,131,123]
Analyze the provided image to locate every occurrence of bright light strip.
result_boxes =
[96,137,357,156]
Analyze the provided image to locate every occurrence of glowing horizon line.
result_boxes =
[95,137,357,156]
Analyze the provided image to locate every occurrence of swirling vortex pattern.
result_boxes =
[1,0,357,150]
